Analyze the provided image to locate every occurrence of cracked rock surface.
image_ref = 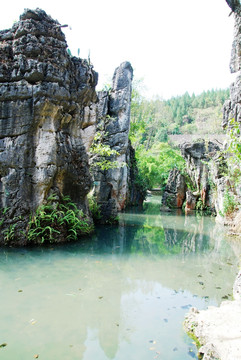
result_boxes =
[0,8,98,245]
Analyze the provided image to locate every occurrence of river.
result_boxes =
[0,195,240,359]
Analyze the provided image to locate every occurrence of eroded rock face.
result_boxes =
[91,62,141,222]
[162,168,186,209]
[181,140,220,213]
[223,5,241,128]
[0,8,98,244]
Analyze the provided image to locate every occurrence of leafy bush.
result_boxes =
[89,131,122,171]
[222,189,238,217]
[27,194,93,243]
[135,143,185,190]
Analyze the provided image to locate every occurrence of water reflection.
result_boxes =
[0,195,240,360]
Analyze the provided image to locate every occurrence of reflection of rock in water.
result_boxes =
[163,215,210,254]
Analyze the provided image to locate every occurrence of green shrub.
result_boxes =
[222,189,238,217]
[135,143,185,190]
[27,194,93,243]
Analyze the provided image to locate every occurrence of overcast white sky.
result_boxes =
[1,0,235,99]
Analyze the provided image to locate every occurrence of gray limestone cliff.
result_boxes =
[0,8,98,245]
[90,62,145,223]
[0,9,141,244]
[162,140,220,214]
[223,5,241,129]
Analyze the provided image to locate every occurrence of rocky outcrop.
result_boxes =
[162,140,220,213]
[90,62,144,223]
[161,168,186,209]
[184,270,241,360]
[181,140,220,213]
[0,8,98,245]
[223,5,241,128]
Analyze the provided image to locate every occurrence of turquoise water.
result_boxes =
[0,195,240,359]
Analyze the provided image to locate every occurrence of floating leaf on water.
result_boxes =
[0,343,7,348]
[216,287,221,290]
[227,262,233,266]
[98,296,103,299]
[18,290,23,293]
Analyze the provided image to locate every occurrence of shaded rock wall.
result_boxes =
[161,168,186,209]
[0,9,98,244]
[162,140,220,213]
[91,62,144,223]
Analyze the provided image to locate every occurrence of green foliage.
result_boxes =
[222,188,238,217]
[130,81,229,150]
[3,224,16,243]
[88,193,102,222]
[228,118,241,163]
[89,131,123,171]
[27,194,93,243]
[135,143,185,190]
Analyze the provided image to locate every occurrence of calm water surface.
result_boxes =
[0,195,240,360]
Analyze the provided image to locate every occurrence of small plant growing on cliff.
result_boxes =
[87,193,102,222]
[89,132,125,171]
[222,188,238,217]
[27,194,93,244]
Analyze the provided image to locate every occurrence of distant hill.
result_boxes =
[130,88,229,150]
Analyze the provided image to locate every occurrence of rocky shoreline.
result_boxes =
[184,270,241,360]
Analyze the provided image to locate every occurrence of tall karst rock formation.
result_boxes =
[0,8,139,245]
